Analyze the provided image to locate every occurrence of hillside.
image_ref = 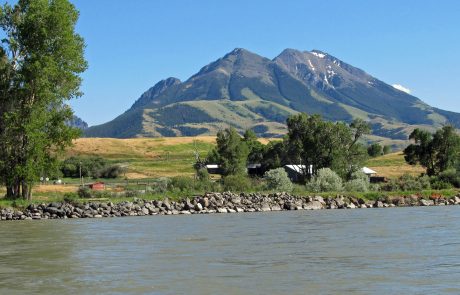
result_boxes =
[66,137,419,179]
[66,137,271,178]
[85,48,460,139]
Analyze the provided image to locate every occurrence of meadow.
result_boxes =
[0,136,431,207]
[66,137,421,179]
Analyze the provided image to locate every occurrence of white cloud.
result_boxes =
[392,84,411,94]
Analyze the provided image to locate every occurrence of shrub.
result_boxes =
[97,164,126,179]
[125,190,140,198]
[349,170,369,182]
[222,174,251,192]
[171,176,195,192]
[367,143,383,157]
[264,168,293,192]
[383,145,392,155]
[345,170,370,192]
[345,179,369,192]
[381,174,431,191]
[63,192,79,203]
[430,179,453,190]
[369,183,381,192]
[436,169,460,188]
[306,168,343,192]
[77,186,92,198]
[153,177,171,193]
[418,175,432,190]
[197,168,209,181]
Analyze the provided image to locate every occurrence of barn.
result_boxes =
[88,182,105,190]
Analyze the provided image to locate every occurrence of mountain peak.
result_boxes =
[85,48,460,140]
[223,47,262,60]
[310,49,327,59]
[130,77,181,109]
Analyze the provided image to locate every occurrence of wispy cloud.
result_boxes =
[392,84,411,94]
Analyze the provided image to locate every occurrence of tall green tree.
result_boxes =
[262,140,285,171]
[214,127,249,176]
[383,145,392,155]
[0,0,87,199]
[285,113,370,179]
[367,143,383,157]
[404,125,460,176]
[243,129,265,164]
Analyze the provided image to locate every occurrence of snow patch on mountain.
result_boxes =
[307,59,315,71]
[311,52,326,58]
[392,84,411,94]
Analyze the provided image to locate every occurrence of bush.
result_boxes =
[430,179,453,190]
[264,168,293,192]
[222,174,251,192]
[153,177,171,193]
[345,170,370,192]
[383,145,392,155]
[171,176,195,192]
[435,169,460,188]
[367,143,383,157]
[197,168,209,181]
[369,183,380,192]
[77,186,92,198]
[97,164,126,179]
[195,178,213,192]
[345,179,369,192]
[418,175,432,190]
[63,192,79,203]
[381,174,431,191]
[306,168,343,192]
[125,190,140,198]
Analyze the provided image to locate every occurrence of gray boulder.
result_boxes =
[304,201,323,210]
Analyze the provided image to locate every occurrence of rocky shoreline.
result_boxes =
[1,192,460,221]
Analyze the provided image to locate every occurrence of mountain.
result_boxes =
[68,115,88,130]
[85,48,460,140]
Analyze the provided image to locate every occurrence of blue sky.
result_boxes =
[69,0,460,126]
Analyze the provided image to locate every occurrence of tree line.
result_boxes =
[403,125,460,187]
[205,113,372,182]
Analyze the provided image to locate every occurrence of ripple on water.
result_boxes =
[0,207,460,294]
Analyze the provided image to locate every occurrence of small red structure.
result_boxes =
[89,182,105,191]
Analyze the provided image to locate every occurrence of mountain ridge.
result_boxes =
[84,48,460,140]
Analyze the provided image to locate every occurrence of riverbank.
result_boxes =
[1,192,460,221]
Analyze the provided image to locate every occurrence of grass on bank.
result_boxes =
[1,182,458,210]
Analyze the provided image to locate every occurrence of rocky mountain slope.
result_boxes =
[85,48,460,139]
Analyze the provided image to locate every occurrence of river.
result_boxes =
[0,206,459,294]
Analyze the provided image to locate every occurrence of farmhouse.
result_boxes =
[361,167,377,177]
[284,165,313,182]
[247,163,263,176]
[206,164,222,175]
[206,164,263,176]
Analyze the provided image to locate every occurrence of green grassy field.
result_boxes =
[65,136,277,179]
[66,137,218,178]
[364,152,425,178]
[66,137,422,179]
[0,137,432,209]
